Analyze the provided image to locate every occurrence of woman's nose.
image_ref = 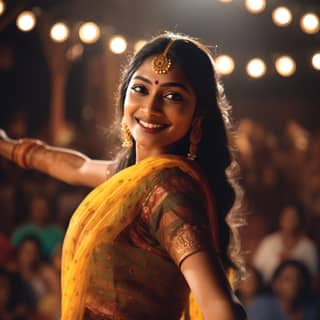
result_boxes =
[143,94,162,114]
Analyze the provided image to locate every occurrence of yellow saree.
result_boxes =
[61,155,221,320]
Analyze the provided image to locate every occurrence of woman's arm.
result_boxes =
[181,251,246,320]
[0,129,116,187]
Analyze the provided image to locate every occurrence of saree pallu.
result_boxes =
[61,155,223,320]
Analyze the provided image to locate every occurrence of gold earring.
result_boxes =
[187,118,202,160]
[121,119,133,148]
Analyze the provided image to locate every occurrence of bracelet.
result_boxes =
[11,139,47,169]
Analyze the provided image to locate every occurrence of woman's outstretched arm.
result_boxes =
[0,129,117,187]
[181,251,246,320]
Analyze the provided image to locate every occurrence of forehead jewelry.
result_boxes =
[151,40,175,74]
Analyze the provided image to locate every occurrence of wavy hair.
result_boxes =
[114,32,245,281]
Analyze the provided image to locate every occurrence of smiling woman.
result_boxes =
[0,32,246,320]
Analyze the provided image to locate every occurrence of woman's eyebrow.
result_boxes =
[133,75,191,93]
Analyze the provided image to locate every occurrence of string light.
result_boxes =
[272,7,292,27]
[245,0,266,14]
[109,35,127,54]
[275,56,296,77]
[50,22,70,43]
[79,22,101,44]
[218,0,233,3]
[300,13,320,34]
[311,53,320,70]
[0,0,5,16]
[246,58,266,78]
[16,11,36,32]
[134,40,147,53]
[215,55,235,76]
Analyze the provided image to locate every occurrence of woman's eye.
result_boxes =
[165,92,183,101]
[131,85,147,94]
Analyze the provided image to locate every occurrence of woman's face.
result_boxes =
[123,56,197,159]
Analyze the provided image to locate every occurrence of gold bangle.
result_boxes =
[11,139,47,169]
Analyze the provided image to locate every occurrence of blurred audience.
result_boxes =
[253,205,318,282]
[247,260,318,320]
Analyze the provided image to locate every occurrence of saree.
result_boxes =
[61,154,222,320]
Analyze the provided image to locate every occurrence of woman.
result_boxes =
[247,260,318,320]
[0,33,246,320]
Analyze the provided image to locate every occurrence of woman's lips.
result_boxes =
[136,118,169,132]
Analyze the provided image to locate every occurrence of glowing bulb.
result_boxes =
[219,0,233,3]
[50,23,70,43]
[246,58,266,78]
[0,1,6,16]
[245,0,266,14]
[215,55,235,76]
[134,40,147,53]
[300,13,320,34]
[311,53,320,70]
[79,22,101,44]
[16,11,36,32]
[272,7,292,27]
[275,56,296,77]
[109,36,127,54]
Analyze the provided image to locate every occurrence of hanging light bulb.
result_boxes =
[16,11,36,32]
[50,22,70,43]
[272,7,292,27]
[79,22,101,44]
[300,13,320,34]
[275,56,296,77]
[109,36,127,54]
[215,55,235,76]
[245,0,266,14]
[246,58,267,78]
[311,53,320,70]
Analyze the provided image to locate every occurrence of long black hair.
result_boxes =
[115,32,244,279]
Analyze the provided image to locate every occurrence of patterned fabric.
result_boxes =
[84,168,211,320]
[61,155,220,320]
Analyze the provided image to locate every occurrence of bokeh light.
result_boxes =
[245,0,266,14]
[79,22,101,44]
[50,23,70,43]
[0,1,6,16]
[311,53,320,70]
[16,11,36,32]
[215,55,235,76]
[109,36,127,54]
[300,13,320,34]
[246,58,267,78]
[275,56,296,77]
[134,40,147,53]
[272,7,292,27]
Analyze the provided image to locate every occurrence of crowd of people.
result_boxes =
[0,113,319,319]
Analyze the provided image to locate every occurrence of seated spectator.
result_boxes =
[11,194,64,259]
[247,260,318,320]
[253,204,318,282]
[236,265,265,307]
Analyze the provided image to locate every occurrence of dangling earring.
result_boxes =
[121,119,133,148]
[187,117,202,160]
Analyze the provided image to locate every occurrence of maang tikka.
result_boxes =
[151,39,175,74]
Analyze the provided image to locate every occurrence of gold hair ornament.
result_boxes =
[151,40,175,74]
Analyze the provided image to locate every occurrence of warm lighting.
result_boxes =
[215,55,235,76]
[245,0,266,14]
[109,36,127,54]
[275,56,296,77]
[16,11,36,32]
[50,23,70,43]
[272,7,292,27]
[311,53,320,70]
[134,40,147,53]
[0,1,5,16]
[218,0,233,3]
[246,58,266,78]
[300,13,320,34]
[79,22,101,44]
